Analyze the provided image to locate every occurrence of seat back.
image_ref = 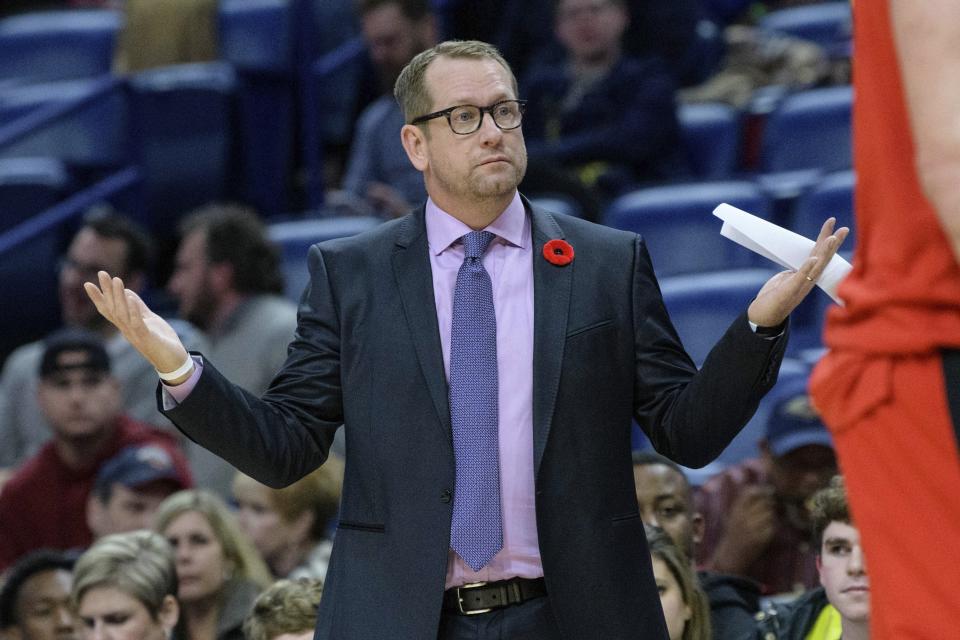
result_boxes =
[0,157,70,232]
[759,2,852,58]
[219,0,295,74]
[604,181,772,277]
[268,216,383,300]
[0,77,129,168]
[677,102,741,180]
[760,86,852,174]
[127,62,237,228]
[0,10,120,83]
[659,268,777,366]
[791,169,855,246]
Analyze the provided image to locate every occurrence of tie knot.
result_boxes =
[462,231,496,259]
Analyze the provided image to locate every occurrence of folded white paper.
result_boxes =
[713,202,852,305]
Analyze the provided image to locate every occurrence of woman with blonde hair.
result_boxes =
[154,489,271,640]
[646,524,712,640]
[71,530,180,640]
[232,455,343,581]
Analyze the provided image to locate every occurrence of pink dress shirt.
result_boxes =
[424,193,542,589]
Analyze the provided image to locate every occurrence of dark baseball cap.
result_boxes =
[765,378,833,457]
[38,329,110,378]
[94,444,190,496]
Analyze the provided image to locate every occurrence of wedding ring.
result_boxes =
[805,275,814,282]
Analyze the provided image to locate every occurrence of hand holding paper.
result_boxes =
[714,203,852,304]
[712,203,850,328]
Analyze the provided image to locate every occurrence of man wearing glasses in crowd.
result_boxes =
[84,40,846,639]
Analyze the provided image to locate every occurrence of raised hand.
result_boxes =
[84,271,192,379]
[747,217,850,328]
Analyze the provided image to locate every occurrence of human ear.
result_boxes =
[400,124,429,172]
[158,594,180,633]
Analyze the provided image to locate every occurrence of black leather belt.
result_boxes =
[442,577,547,615]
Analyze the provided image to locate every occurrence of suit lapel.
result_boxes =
[391,209,453,452]
[530,203,573,474]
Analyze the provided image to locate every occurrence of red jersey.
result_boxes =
[822,0,960,356]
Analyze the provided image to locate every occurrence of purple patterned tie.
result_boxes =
[449,230,503,571]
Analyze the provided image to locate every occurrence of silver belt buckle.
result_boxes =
[456,581,492,615]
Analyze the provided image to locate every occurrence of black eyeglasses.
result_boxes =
[411,100,527,135]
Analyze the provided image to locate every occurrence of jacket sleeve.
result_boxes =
[630,236,787,467]
[161,244,343,488]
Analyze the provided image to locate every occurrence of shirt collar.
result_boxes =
[426,191,528,255]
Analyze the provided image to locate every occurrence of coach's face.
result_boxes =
[402,56,527,215]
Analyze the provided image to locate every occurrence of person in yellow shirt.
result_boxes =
[753,476,869,640]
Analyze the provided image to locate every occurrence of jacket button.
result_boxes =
[440,490,452,504]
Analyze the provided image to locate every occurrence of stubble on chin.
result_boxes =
[470,153,528,201]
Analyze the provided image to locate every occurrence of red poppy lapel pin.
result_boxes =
[543,239,574,266]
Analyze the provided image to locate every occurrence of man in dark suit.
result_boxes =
[84,40,846,640]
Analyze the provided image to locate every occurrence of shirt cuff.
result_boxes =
[748,320,785,339]
[160,355,203,409]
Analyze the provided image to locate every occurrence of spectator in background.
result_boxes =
[633,450,761,639]
[242,578,323,640]
[340,0,435,218]
[86,444,192,540]
[113,0,218,73]
[521,0,689,202]
[166,204,297,498]
[70,530,180,640]
[0,209,204,474]
[155,490,271,640]
[0,330,192,572]
[696,378,837,595]
[232,456,344,582]
[646,525,711,640]
[0,550,79,640]
[754,476,869,640]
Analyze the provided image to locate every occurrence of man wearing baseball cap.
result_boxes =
[694,377,838,595]
[87,443,192,539]
[0,329,192,571]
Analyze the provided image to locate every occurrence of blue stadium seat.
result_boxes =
[529,194,583,219]
[0,10,120,84]
[791,169,855,247]
[0,77,129,168]
[127,62,237,229]
[759,2,852,59]
[0,230,64,361]
[658,268,777,366]
[218,0,298,216]
[760,85,852,175]
[0,157,70,232]
[268,216,383,300]
[758,85,852,207]
[785,170,855,353]
[677,102,741,180]
[604,181,772,277]
[219,0,295,74]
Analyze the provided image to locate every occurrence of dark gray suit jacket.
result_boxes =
[163,199,786,639]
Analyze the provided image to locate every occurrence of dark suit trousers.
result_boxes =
[438,597,562,640]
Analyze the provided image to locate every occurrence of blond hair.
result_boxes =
[393,40,517,123]
[233,456,343,540]
[154,489,273,589]
[242,578,323,640]
[71,530,177,618]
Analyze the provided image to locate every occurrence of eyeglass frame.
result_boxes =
[410,99,527,135]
